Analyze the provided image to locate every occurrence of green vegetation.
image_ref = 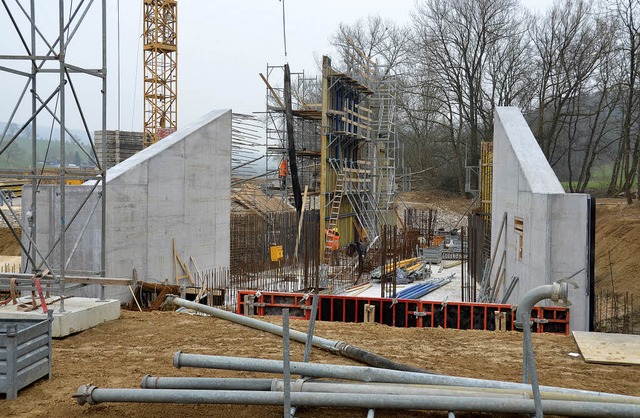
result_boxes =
[0,135,92,169]
[561,163,638,193]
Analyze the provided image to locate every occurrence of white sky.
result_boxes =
[0,0,554,134]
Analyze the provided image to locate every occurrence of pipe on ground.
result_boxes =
[139,376,640,406]
[165,294,429,374]
[140,375,274,391]
[73,386,640,417]
[173,353,639,401]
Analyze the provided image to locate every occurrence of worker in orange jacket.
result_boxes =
[279,159,287,190]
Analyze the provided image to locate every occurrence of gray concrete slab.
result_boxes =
[0,297,120,337]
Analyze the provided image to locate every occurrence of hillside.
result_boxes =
[594,198,640,331]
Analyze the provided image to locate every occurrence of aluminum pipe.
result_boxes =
[515,281,569,327]
[271,379,640,405]
[515,281,571,418]
[271,379,522,399]
[173,353,638,401]
[165,295,429,373]
[73,386,640,417]
[140,375,274,391]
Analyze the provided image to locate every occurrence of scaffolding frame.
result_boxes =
[263,64,322,204]
[260,49,401,289]
[0,0,107,311]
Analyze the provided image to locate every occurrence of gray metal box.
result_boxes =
[0,311,53,399]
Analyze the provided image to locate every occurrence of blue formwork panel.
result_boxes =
[0,312,52,400]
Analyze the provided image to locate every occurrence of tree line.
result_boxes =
[330,0,640,202]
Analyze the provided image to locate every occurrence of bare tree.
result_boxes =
[410,0,525,193]
[610,0,640,203]
[530,0,612,170]
[331,15,411,78]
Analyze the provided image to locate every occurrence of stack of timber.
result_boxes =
[94,130,144,169]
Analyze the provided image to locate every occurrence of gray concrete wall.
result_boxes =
[491,107,591,331]
[22,109,231,300]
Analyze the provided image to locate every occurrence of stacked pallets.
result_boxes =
[94,130,144,169]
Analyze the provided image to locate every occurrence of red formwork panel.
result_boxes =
[237,291,312,318]
[236,290,570,334]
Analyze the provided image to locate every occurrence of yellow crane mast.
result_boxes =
[142,0,178,147]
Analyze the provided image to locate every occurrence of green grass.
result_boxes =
[560,162,638,194]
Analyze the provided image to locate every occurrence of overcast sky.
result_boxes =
[0,0,554,135]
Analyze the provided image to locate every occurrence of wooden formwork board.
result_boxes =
[572,331,640,365]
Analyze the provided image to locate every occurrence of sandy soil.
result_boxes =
[4,310,640,417]
[0,227,21,256]
[594,198,640,299]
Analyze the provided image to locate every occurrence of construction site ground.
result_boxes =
[2,193,640,416]
[3,310,640,417]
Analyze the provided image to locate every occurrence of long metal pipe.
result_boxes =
[165,295,429,373]
[140,376,273,391]
[269,380,637,404]
[271,379,524,399]
[73,386,640,417]
[139,376,640,406]
[173,353,638,401]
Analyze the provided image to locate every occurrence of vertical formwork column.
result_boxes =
[319,56,331,262]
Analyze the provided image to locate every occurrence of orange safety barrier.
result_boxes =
[237,290,570,335]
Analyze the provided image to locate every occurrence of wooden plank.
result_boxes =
[343,167,372,175]
[173,239,194,285]
[344,107,372,122]
[259,73,285,109]
[355,104,372,114]
[63,277,133,286]
[572,331,640,365]
[293,186,309,264]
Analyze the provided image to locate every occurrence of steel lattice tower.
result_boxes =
[143,0,178,147]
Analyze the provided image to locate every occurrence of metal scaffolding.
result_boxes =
[262,64,321,204]
[0,0,107,311]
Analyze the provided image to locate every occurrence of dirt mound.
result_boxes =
[595,199,640,299]
[0,227,21,256]
[398,191,471,230]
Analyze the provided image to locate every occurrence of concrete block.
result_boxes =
[0,298,120,337]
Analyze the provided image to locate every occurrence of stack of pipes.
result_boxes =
[73,293,640,417]
[75,353,640,417]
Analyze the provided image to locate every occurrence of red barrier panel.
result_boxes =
[237,290,569,335]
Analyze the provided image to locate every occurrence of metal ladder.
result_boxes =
[376,82,397,213]
[323,170,345,265]
[329,159,381,244]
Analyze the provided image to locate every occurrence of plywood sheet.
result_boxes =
[572,331,640,365]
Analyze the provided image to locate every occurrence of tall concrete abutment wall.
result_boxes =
[22,109,232,301]
[491,107,592,332]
